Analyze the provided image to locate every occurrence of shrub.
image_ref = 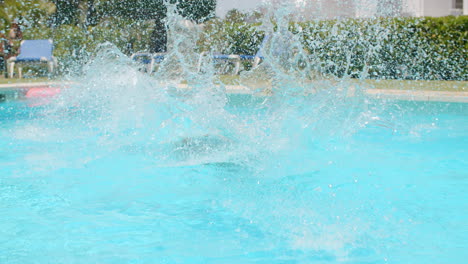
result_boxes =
[201,16,467,80]
[15,15,468,81]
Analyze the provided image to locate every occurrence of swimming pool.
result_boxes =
[0,86,466,263]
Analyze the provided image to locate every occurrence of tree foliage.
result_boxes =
[175,0,216,23]
[48,0,216,26]
[1,0,217,29]
[0,0,54,31]
[1,0,466,81]
[51,0,80,25]
[224,9,247,24]
[1,0,217,70]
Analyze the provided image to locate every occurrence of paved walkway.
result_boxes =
[0,81,67,89]
[365,88,468,103]
[1,82,467,103]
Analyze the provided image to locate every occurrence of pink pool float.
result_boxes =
[25,86,62,107]
[26,86,61,98]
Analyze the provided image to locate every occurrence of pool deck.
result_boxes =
[1,81,467,103]
[364,88,468,103]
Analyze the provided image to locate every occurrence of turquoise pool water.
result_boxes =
[0,95,467,263]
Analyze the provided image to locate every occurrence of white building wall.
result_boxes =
[217,0,464,19]
[355,0,379,17]
[296,0,357,19]
[217,0,358,20]
[404,0,462,17]
[423,0,452,16]
[404,0,423,16]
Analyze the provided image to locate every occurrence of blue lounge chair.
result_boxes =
[7,39,57,78]
[197,52,241,75]
[198,35,270,75]
[130,52,166,73]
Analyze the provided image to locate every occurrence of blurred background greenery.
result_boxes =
[0,0,466,80]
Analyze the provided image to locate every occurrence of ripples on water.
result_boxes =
[1,1,467,263]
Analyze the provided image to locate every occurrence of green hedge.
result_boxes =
[373,16,467,80]
[201,16,467,80]
[18,16,468,81]
[199,19,264,55]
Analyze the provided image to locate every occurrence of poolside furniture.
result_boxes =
[197,52,242,75]
[7,39,57,78]
[198,35,270,75]
[130,52,166,73]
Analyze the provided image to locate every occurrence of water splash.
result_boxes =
[2,1,465,263]
[23,0,394,171]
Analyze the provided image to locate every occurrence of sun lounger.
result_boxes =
[198,35,270,75]
[130,52,166,73]
[7,39,57,78]
[197,52,241,75]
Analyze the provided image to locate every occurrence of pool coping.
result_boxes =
[364,88,468,103]
[0,81,67,89]
[1,82,467,103]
